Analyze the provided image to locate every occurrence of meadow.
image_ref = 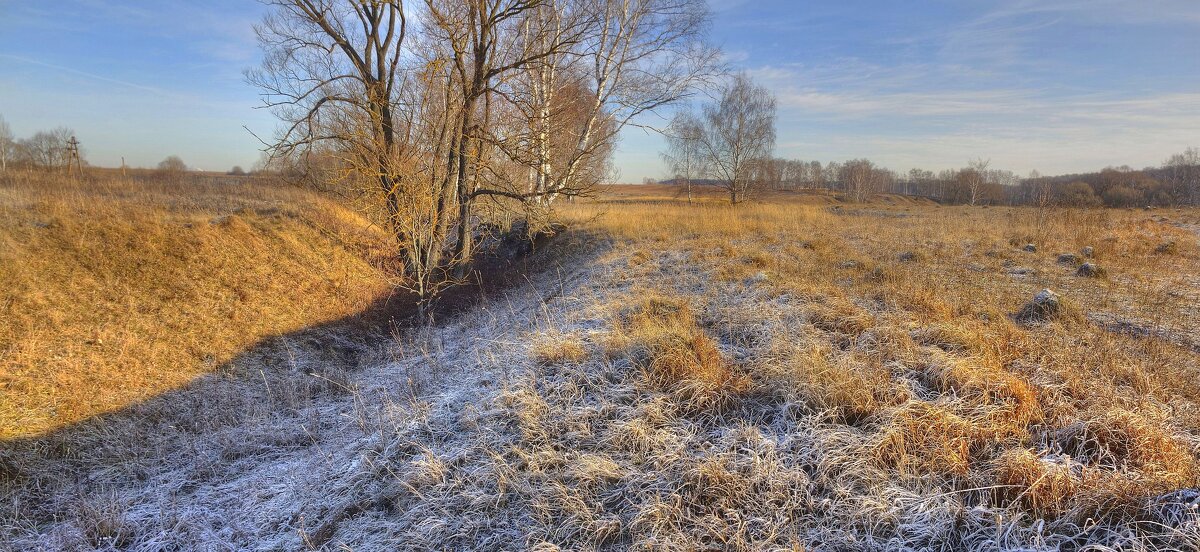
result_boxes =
[2,176,1199,550]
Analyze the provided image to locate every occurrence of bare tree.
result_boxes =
[662,111,705,203]
[823,161,842,191]
[962,158,991,206]
[1164,147,1200,205]
[158,155,188,173]
[251,0,716,309]
[779,159,805,190]
[503,0,717,208]
[808,160,825,189]
[693,73,776,204]
[908,168,934,197]
[0,116,12,173]
[18,127,76,170]
[249,0,468,305]
[746,156,782,191]
[840,159,882,202]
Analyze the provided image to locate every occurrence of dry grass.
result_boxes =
[523,193,1200,547]
[619,295,752,411]
[4,183,1200,550]
[0,170,391,438]
[532,333,589,365]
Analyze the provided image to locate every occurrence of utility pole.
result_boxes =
[65,136,83,180]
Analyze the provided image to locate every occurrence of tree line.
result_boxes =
[661,136,1200,208]
[0,118,83,172]
[0,116,257,177]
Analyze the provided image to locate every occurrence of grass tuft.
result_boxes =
[622,295,752,411]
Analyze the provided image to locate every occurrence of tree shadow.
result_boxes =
[0,227,596,535]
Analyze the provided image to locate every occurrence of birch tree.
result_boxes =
[1164,147,1200,205]
[695,73,776,204]
[662,110,704,202]
[964,158,990,206]
[251,0,717,310]
[503,0,717,208]
[840,158,880,202]
[0,116,12,173]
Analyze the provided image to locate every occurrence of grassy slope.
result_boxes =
[0,172,391,438]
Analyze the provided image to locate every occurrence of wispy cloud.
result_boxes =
[981,0,1200,26]
[760,82,1200,172]
[0,54,175,97]
[710,0,1200,175]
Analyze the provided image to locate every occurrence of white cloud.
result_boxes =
[735,57,1200,174]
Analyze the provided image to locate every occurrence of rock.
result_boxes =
[898,251,917,263]
[1081,246,1094,258]
[1022,243,1037,252]
[746,271,768,284]
[1155,241,1178,255]
[838,260,863,269]
[1007,266,1035,276]
[1016,289,1061,322]
[1056,253,1079,264]
[1075,262,1104,277]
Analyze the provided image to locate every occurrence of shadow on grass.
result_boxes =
[0,228,593,535]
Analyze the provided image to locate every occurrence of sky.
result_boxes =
[1,1,1198,177]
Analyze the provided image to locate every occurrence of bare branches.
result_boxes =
[678,73,777,204]
[251,0,718,308]
[661,111,704,202]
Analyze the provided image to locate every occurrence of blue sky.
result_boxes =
[1,1,1198,177]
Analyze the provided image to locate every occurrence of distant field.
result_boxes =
[596,183,940,206]
[3,180,1200,549]
[0,171,391,438]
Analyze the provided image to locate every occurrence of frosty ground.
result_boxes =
[3,201,1200,551]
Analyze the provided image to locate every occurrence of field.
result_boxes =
[3,177,1200,550]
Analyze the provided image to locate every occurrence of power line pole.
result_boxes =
[66,136,83,180]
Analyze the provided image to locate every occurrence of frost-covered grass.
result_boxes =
[3,193,1200,550]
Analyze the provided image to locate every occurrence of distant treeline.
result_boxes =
[657,148,1200,207]
[0,118,262,177]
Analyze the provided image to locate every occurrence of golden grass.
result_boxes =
[787,344,899,424]
[621,295,752,411]
[993,447,1080,516]
[556,193,1200,524]
[532,334,589,365]
[6,178,1200,547]
[0,171,391,438]
[877,401,975,476]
